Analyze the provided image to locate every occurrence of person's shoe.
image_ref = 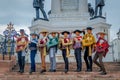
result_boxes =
[53,70,56,72]
[29,71,33,74]
[49,69,52,72]
[100,72,107,75]
[74,69,81,72]
[29,70,35,74]
[40,70,46,73]
[20,70,24,73]
[64,69,68,73]
[85,69,92,72]
[17,70,21,73]
[49,69,56,72]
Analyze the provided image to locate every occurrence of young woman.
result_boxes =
[16,29,29,73]
[47,32,59,72]
[59,31,72,73]
[38,30,48,73]
[29,32,38,74]
[93,31,109,75]
[82,27,96,72]
[73,30,83,72]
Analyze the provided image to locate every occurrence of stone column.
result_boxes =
[78,0,88,13]
[51,0,61,14]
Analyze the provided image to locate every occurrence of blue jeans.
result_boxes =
[62,49,69,70]
[49,47,56,70]
[17,51,25,72]
[30,50,37,71]
[74,48,82,70]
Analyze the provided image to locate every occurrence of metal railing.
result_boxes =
[0,39,15,60]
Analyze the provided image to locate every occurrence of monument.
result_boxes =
[33,0,48,20]
[95,0,105,17]
[29,0,111,63]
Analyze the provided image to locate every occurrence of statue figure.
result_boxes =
[33,0,48,20]
[95,0,105,17]
[88,3,94,18]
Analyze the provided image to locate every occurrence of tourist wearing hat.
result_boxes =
[59,31,72,73]
[73,30,83,72]
[16,29,29,73]
[29,32,38,74]
[93,31,109,75]
[38,30,48,73]
[47,32,59,72]
[82,27,96,72]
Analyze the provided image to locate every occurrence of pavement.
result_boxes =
[0,62,120,80]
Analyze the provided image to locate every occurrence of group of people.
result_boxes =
[16,27,109,75]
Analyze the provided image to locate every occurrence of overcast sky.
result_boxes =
[0,0,120,41]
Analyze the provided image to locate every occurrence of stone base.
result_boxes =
[0,55,17,73]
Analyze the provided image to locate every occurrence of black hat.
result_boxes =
[62,31,70,35]
[20,29,25,32]
[30,32,38,36]
[86,27,94,30]
[74,30,82,33]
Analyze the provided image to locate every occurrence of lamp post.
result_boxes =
[3,22,17,60]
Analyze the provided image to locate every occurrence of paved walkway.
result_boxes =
[0,62,120,80]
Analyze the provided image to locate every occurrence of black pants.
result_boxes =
[74,48,82,70]
[62,49,69,70]
[93,52,106,72]
[18,51,25,72]
[84,47,92,70]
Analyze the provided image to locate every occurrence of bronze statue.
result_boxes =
[95,0,105,17]
[88,3,94,18]
[33,0,48,20]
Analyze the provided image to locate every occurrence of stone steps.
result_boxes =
[0,62,120,80]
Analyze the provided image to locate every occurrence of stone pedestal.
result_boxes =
[0,55,17,72]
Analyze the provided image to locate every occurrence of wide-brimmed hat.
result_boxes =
[50,31,58,34]
[86,27,94,30]
[97,31,107,35]
[30,32,38,36]
[61,31,70,35]
[74,30,82,33]
[39,30,48,34]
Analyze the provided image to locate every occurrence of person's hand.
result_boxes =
[58,32,61,34]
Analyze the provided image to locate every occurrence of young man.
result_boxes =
[60,31,72,73]
[16,29,29,73]
[93,31,109,75]
[47,32,59,72]
[29,32,38,74]
[73,30,83,72]
[38,30,48,73]
[82,27,96,72]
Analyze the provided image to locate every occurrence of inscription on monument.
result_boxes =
[61,0,78,11]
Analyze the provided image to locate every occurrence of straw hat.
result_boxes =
[39,29,48,34]
[97,31,107,35]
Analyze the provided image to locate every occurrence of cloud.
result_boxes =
[0,0,51,25]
